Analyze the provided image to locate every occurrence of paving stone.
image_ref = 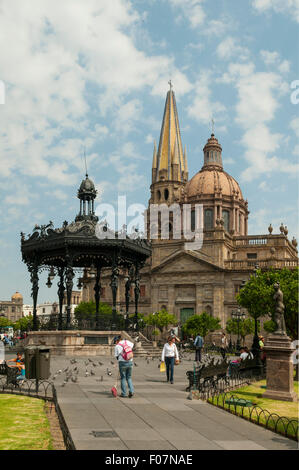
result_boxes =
[214,440,267,450]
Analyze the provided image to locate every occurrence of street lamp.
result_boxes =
[231,308,246,350]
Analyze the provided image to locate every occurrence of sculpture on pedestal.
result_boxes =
[273,282,287,335]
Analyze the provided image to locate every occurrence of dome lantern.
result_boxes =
[203,133,223,169]
[75,174,98,222]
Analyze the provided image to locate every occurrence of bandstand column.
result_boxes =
[94,265,101,330]
[65,260,74,330]
[57,267,65,331]
[29,261,39,331]
[110,262,119,328]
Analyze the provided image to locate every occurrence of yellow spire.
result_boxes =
[152,140,157,169]
[184,145,188,172]
[156,85,185,182]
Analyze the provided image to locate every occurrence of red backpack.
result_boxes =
[120,340,133,361]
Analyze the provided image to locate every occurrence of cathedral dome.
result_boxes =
[186,167,244,200]
[11,292,23,302]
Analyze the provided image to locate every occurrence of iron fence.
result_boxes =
[207,391,299,441]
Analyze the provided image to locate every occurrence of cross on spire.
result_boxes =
[211,117,215,135]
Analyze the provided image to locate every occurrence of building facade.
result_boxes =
[83,88,298,328]
[0,292,23,323]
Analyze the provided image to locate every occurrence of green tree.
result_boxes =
[13,315,33,332]
[226,318,257,345]
[182,312,221,339]
[237,268,298,340]
[0,317,13,328]
[144,309,178,333]
[74,301,113,321]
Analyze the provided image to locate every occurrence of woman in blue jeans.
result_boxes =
[161,336,179,384]
[114,335,134,398]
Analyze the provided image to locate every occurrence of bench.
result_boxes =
[186,357,230,392]
[0,362,23,387]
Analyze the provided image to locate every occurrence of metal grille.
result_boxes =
[90,431,118,438]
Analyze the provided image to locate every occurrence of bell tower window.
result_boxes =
[204,209,213,229]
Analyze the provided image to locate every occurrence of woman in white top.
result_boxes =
[161,336,179,384]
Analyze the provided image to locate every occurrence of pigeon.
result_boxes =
[85,370,90,377]
[110,361,115,365]
[98,361,103,366]
[146,359,150,365]
[134,362,138,367]
[85,360,89,366]
[90,370,95,376]
[71,376,78,383]
[106,368,112,376]
[63,367,69,373]
[52,375,57,380]
[61,381,67,387]
[88,358,93,363]
[58,370,62,374]
[92,362,97,368]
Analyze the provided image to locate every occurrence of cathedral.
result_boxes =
[83,87,298,328]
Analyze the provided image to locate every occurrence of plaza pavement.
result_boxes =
[47,353,298,451]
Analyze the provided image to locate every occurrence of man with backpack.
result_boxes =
[114,335,135,398]
[194,334,204,362]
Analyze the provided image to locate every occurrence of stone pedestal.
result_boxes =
[263,334,297,402]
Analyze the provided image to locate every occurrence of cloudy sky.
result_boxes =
[0,0,298,304]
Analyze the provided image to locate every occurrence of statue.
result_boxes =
[273,282,287,335]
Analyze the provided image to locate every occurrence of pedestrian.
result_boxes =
[113,335,134,398]
[220,332,228,359]
[194,333,204,362]
[161,336,179,384]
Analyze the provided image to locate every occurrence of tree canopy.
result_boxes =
[237,268,298,340]
[144,309,177,333]
[182,312,221,338]
[226,318,257,344]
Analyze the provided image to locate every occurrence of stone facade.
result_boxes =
[83,89,298,330]
[0,292,23,323]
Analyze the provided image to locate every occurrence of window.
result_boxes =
[234,285,240,296]
[11,306,16,313]
[157,190,161,201]
[204,209,213,229]
[247,253,257,259]
[42,308,46,313]
[222,210,230,231]
[140,286,146,297]
[191,209,195,231]
[239,213,242,233]
[164,188,169,201]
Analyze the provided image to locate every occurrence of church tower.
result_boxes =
[150,83,188,206]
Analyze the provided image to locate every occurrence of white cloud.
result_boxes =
[220,61,298,181]
[260,50,290,74]
[252,0,299,23]
[216,37,250,61]
[187,71,226,125]
[168,0,206,28]
[0,0,190,187]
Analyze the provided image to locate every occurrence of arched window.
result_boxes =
[239,213,242,234]
[222,210,230,232]
[157,190,161,201]
[206,305,212,316]
[204,209,213,229]
[164,188,169,201]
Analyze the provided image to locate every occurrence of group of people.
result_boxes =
[111,329,267,398]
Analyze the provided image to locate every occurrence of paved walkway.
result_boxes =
[49,354,298,451]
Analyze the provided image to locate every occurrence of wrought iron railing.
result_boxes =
[207,390,299,441]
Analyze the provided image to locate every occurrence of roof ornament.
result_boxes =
[168,79,173,92]
[211,117,215,135]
